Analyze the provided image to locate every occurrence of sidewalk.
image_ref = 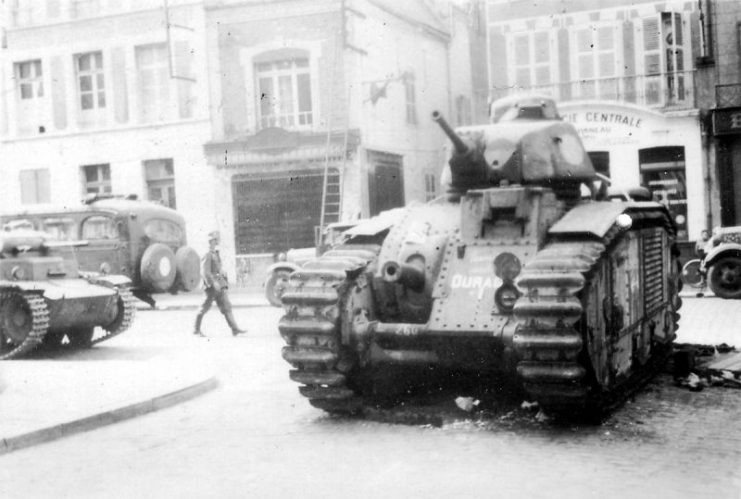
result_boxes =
[139,288,269,311]
[0,351,218,455]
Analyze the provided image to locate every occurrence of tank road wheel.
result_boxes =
[514,216,680,417]
[708,256,741,299]
[0,291,50,360]
[279,245,381,415]
[96,287,137,345]
[265,270,291,307]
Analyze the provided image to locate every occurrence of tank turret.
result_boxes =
[434,95,597,201]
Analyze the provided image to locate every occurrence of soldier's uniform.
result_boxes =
[193,231,247,337]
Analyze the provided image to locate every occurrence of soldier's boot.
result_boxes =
[193,313,206,337]
[224,311,247,336]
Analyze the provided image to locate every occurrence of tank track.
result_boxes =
[279,245,380,414]
[95,286,136,345]
[514,219,680,416]
[0,290,50,360]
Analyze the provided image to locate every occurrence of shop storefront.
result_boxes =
[712,107,741,227]
[560,102,704,241]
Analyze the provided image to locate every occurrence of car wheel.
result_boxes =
[140,243,177,293]
[265,270,291,307]
[709,256,741,299]
[681,259,704,288]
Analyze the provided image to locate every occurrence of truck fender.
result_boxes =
[701,243,741,271]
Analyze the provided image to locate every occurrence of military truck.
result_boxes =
[277,95,681,417]
[0,194,200,307]
[0,229,136,359]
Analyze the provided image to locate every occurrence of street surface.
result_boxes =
[1,297,741,499]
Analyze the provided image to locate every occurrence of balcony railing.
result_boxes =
[492,71,697,111]
[716,84,741,108]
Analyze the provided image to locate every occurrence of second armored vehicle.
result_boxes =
[278,96,681,417]
[0,230,136,359]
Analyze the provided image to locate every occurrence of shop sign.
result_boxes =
[561,109,644,145]
[712,108,741,136]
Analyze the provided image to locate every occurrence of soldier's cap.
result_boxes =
[208,231,220,241]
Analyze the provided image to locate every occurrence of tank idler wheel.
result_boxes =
[0,291,50,360]
[68,328,95,348]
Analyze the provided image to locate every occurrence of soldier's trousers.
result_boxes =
[194,286,239,332]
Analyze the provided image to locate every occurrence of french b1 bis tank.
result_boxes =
[278,95,681,417]
[0,229,136,359]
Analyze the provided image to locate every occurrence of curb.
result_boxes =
[0,376,219,455]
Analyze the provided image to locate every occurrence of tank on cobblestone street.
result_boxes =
[278,95,682,418]
[0,229,136,359]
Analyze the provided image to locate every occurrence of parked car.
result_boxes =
[264,221,357,307]
[0,194,200,306]
[699,226,741,299]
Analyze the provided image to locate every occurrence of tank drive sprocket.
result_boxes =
[0,290,50,360]
[279,245,381,414]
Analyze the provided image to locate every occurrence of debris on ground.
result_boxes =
[454,396,480,412]
[520,400,539,411]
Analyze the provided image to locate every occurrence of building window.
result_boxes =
[639,13,690,106]
[144,158,176,209]
[19,169,51,204]
[81,164,111,195]
[510,31,553,91]
[404,72,417,124]
[572,24,618,100]
[136,44,172,123]
[16,60,43,100]
[424,173,437,201]
[75,51,105,111]
[255,56,313,129]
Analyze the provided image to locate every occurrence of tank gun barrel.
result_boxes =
[382,261,426,293]
[432,111,468,154]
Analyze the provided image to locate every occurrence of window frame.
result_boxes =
[75,51,106,112]
[254,56,313,130]
[136,43,173,123]
[507,29,557,93]
[569,22,622,100]
[143,158,177,209]
[81,163,112,196]
[15,60,44,100]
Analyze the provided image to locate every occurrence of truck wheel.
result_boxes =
[709,256,741,299]
[140,243,177,292]
[265,270,291,307]
[175,246,201,292]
